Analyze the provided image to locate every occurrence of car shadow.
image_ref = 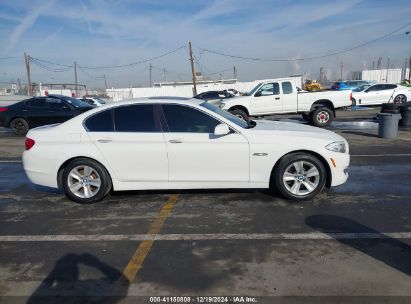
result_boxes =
[27,253,129,303]
[305,215,411,277]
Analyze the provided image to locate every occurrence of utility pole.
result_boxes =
[372,60,375,70]
[149,63,152,87]
[377,57,382,69]
[17,77,22,92]
[74,61,78,96]
[319,67,323,82]
[24,52,31,95]
[103,74,107,90]
[409,56,411,82]
[386,58,390,83]
[405,57,408,80]
[188,41,197,95]
[163,68,166,82]
[233,66,237,79]
[340,61,343,81]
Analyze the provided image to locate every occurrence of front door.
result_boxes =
[250,82,283,114]
[161,104,249,183]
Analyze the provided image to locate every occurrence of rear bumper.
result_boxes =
[23,151,59,188]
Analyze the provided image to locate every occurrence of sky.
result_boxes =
[0,0,411,89]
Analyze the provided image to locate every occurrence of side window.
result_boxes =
[368,85,383,92]
[257,83,280,96]
[84,109,114,132]
[162,104,220,133]
[385,84,397,90]
[47,98,67,110]
[28,98,47,108]
[282,82,293,94]
[114,104,158,132]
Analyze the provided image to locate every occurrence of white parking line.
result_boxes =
[351,154,411,157]
[1,232,411,242]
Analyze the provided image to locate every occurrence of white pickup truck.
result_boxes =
[218,79,352,127]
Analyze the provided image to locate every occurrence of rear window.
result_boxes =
[84,109,114,132]
[282,82,293,94]
[28,98,47,108]
[114,104,158,132]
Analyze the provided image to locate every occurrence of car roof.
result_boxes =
[103,97,203,108]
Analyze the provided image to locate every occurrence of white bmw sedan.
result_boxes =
[23,98,350,204]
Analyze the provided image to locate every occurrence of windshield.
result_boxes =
[94,97,107,104]
[353,84,370,92]
[200,102,249,129]
[61,96,92,108]
[244,83,262,96]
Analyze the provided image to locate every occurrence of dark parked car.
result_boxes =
[0,94,94,135]
[193,90,234,105]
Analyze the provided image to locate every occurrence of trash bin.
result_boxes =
[381,103,400,114]
[399,104,411,127]
[377,113,401,139]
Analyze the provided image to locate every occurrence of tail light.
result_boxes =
[25,138,35,150]
[335,85,340,90]
[0,107,8,112]
[350,93,352,100]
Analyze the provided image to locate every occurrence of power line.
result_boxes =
[80,46,186,70]
[197,21,411,62]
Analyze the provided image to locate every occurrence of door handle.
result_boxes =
[169,139,182,144]
[97,139,112,143]
[275,97,280,100]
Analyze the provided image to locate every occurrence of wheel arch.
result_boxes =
[310,100,335,115]
[270,150,332,188]
[228,105,249,116]
[57,156,113,189]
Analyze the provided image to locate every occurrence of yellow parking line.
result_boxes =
[121,194,179,283]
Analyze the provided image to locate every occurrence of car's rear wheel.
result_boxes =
[62,158,112,204]
[394,94,407,104]
[351,98,357,107]
[272,153,326,201]
[9,118,29,135]
[310,107,333,127]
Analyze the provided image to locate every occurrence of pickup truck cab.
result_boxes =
[219,79,352,127]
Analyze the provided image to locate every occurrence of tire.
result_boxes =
[9,118,29,135]
[229,109,248,121]
[62,158,112,204]
[351,98,356,107]
[301,113,312,122]
[271,153,327,201]
[310,107,333,127]
[394,94,407,104]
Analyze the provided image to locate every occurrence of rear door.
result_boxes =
[25,98,49,127]
[250,82,283,114]
[86,104,168,182]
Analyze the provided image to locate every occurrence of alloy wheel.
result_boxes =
[67,165,101,198]
[282,160,320,196]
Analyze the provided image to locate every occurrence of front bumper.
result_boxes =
[328,152,350,187]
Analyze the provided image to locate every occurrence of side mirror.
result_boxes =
[214,123,230,136]
[254,91,262,97]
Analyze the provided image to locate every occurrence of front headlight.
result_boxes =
[219,102,225,109]
[325,141,346,153]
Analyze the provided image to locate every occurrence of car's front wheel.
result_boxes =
[272,153,327,201]
[62,158,112,204]
[229,109,248,121]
